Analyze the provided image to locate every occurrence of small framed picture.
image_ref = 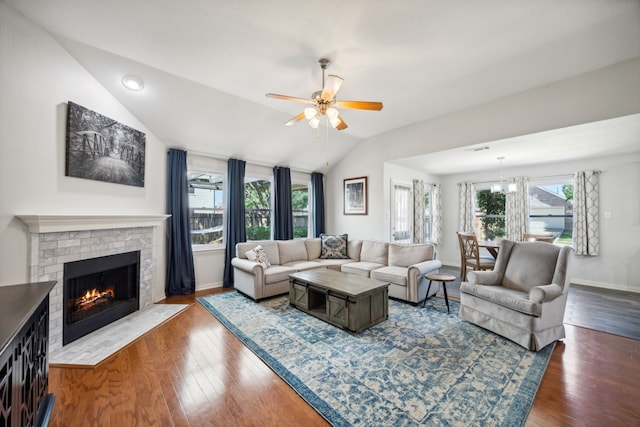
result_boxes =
[344,176,368,215]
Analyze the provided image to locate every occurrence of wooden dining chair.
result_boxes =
[522,233,555,243]
[457,231,496,281]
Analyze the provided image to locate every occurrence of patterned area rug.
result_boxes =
[198,292,553,426]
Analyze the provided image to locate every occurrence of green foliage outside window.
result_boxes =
[476,190,506,240]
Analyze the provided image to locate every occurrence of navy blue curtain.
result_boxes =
[273,166,294,240]
[311,172,325,237]
[165,149,196,296]
[223,158,246,287]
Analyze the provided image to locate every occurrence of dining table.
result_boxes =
[478,240,500,258]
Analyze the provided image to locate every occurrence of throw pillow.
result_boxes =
[245,249,257,262]
[320,234,349,259]
[253,245,271,268]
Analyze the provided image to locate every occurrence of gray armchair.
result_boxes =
[459,239,573,351]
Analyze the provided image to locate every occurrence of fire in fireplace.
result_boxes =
[63,251,140,345]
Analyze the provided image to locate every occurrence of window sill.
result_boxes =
[192,245,225,253]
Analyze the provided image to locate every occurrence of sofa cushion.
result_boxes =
[360,240,388,264]
[371,266,408,286]
[304,238,322,260]
[315,259,355,271]
[341,261,385,277]
[282,260,324,271]
[278,239,309,265]
[388,243,434,267]
[347,239,363,261]
[502,244,559,292]
[320,234,349,259]
[263,266,296,284]
[460,282,541,316]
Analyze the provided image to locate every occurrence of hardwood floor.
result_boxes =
[48,287,640,426]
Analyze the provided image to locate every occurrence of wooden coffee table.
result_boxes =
[289,269,389,333]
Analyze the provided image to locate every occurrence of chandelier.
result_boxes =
[491,157,517,194]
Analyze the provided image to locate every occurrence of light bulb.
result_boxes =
[122,75,144,91]
[309,115,320,129]
[329,117,341,128]
[304,107,317,120]
[326,107,339,120]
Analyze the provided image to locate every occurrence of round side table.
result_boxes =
[423,273,456,313]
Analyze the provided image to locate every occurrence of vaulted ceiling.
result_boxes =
[7,0,640,172]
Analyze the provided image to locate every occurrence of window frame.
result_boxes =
[187,170,225,251]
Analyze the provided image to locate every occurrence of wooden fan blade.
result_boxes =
[336,115,348,131]
[335,100,383,111]
[321,75,344,100]
[284,112,305,127]
[266,93,313,104]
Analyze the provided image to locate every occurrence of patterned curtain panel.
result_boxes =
[412,180,425,243]
[432,183,443,244]
[573,170,600,256]
[458,181,476,232]
[505,176,530,241]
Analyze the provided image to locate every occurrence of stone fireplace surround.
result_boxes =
[17,215,168,353]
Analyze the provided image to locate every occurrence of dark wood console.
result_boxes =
[0,281,56,427]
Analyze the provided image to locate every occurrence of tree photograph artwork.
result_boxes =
[65,102,145,187]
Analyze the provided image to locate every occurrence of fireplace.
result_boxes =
[63,251,140,345]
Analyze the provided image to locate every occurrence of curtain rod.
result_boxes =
[460,172,575,186]
[186,149,315,174]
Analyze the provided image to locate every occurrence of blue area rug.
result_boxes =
[198,292,553,426]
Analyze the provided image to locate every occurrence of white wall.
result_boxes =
[437,154,640,292]
[327,58,640,291]
[0,4,167,301]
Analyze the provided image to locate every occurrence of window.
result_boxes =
[245,177,272,240]
[475,186,506,241]
[528,179,573,245]
[188,172,224,246]
[292,183,310,238]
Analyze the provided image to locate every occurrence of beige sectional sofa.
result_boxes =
[231,238,442,304]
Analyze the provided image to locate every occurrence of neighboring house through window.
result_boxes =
[528,178,573,245]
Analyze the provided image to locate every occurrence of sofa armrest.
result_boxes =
[529,283,563,303]
[408,259,442,276]
[467,270,502,286]
[231,257,264,276]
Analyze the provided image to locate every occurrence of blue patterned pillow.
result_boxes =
[320,234,349,259]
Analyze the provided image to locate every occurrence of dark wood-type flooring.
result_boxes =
[48,286,640,426]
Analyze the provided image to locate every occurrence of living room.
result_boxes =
[1,1,639,425]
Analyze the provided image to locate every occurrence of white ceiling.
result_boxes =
[6,0,640,173]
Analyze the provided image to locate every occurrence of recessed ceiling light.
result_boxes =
[121,75,144,91]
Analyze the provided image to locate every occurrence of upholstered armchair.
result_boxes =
[458,239,573,351]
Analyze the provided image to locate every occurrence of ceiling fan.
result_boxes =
[266,58,383,131]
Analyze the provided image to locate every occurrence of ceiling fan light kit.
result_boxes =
[266,58,383,132]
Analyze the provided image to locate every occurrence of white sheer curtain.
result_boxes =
[505,176,530,241]
[573,170,600,255]
[432,183,443,244]
[458,181,476,232]
[412,179,424,243]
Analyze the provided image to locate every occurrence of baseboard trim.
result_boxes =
[571,278,639,294]
[197,282,223,291]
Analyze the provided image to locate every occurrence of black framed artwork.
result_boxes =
[344,176,368,215]
[65,101,146,187]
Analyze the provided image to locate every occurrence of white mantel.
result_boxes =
[16,214,170,233]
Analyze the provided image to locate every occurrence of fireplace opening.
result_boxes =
[63,251,140,345]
